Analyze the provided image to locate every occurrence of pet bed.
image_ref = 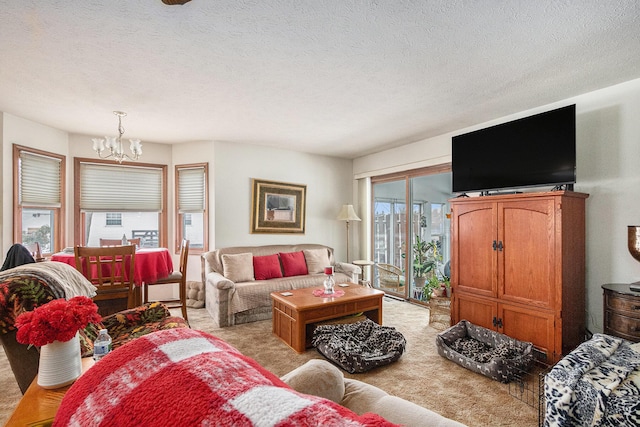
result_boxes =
[436,320,534,383]
[311,318,406,373]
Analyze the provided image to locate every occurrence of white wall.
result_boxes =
[1,113,69,253]
[212,141,355,260]
[353,77,640,335]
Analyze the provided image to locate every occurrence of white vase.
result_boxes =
[37,332,82,389]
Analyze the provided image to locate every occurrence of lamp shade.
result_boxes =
[337,204,361,222]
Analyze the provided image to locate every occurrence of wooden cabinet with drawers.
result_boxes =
[602,283,640,342]
[450,191,589,363]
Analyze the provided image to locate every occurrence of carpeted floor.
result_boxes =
[0,298,539,426]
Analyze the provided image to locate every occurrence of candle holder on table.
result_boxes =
[323,266,335,294]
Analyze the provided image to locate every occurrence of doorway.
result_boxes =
[371,166,452,304]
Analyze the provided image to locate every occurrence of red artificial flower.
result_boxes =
[15,296,101,347]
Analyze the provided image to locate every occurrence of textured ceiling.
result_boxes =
[0,1,639,158]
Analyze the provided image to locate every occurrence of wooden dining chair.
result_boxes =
[99,237,141,247]
[74,245,136,316]
[143,239,189,321]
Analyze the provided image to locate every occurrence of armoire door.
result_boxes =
[499,303,556,362]
[497,198,556,310]
[451,201,496,298]
[453,292,497,331]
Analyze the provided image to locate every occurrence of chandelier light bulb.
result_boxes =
[91,111,142,163]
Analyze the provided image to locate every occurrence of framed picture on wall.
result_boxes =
[250,179,306,234]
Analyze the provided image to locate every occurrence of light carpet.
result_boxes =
[0,298,538,426]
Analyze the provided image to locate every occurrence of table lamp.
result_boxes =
[337,204,361,262]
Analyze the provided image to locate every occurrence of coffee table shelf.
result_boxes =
[271,285,384,353]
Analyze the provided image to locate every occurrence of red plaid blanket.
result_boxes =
[54,328,397,427]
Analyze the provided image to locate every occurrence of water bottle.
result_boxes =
[93,329,112,361]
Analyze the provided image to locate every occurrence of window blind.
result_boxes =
[19,151,62,207]
[80,162,163,211]
[177,165,205,213]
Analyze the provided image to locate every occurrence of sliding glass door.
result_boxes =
[372,167,452,303]
[372,179,408,298]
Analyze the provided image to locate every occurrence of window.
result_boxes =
[14,145,65,255]
[105,213,122,226]
[176,163,208,253]
[75,159,167,248]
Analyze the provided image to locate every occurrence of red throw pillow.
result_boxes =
[253,254,283,280]
[279,251,308,277]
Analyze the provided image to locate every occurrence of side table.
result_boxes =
[602,283,640,342]
[429,296,451,331]
[5,357,94,426]
[352,260,374,287]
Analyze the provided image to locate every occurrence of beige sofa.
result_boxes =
[282,359,466,427]
[201,244,360,327]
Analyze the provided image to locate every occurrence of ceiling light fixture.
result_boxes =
[92,111,142,164]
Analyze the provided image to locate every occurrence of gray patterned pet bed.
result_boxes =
[311,318,406,374]
[436,320,534,383]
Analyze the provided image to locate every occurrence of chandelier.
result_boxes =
[92,111,142,163]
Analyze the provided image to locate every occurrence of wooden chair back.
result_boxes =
[143,239,190,321]
[99,238,141,247]
[74,245,136,316]
[177,239,190,276]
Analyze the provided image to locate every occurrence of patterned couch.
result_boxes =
[0,261,188,393]
[201,244,360,327]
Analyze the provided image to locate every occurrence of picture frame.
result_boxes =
[250,179,306,234]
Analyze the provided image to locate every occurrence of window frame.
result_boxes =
[175,162,208,254]
[13,145,66,256]
[74,157,168,248]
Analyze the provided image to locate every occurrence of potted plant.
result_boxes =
[442,276,451,298]
[412,236,439,279]
[422,274,441,301]
[411,236,443,300]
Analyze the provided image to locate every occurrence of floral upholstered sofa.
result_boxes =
[0,261,189,393]
[201,244,361,327]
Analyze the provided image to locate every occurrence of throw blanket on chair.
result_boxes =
[0,262,96,335]
[544,333,640,427]
[54,328,398,427]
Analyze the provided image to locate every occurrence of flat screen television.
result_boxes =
[452,104,576,194]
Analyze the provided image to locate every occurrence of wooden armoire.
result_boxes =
[450,191,588,363]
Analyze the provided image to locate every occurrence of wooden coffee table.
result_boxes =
[270,284,384,353]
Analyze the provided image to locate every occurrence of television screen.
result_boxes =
[452,104,576,194]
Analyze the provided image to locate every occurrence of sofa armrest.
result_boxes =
[342,379,467,427]
[207,271,235,289]
[335,262,361,283]
[204,271,236,328]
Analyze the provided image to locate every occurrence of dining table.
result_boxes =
[50,247,173,307]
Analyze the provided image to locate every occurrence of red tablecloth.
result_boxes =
[50,248,173,286]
